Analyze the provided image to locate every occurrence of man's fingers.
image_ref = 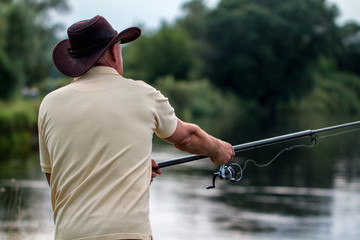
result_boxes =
[151,159,162,175]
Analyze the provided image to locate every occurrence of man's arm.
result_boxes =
[164,119,235,165]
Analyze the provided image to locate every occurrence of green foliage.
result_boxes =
[0,51,17,100]
[0,99,40,161]
[292,59,360,114]
[176,0,212,79]
[0,0,68,100]
[122,0,360,119]
[336,22,360,75]
[202,0,339,115]
[178,0,209,40]
[154,75,245,137]
[123,23,194,83]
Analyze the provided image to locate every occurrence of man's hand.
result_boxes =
[210,140,235,165]
[151,159,162,183]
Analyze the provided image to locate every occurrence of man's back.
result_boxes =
[38,66,177,240]
[42,15,234,240]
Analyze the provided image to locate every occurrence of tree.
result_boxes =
[178,0,208,41]
[177,0,211,79]
[336,22,360,76]
[0,51,17,100]
[123,23,194,83]
[0,0,68,100]
[202,0,339,115]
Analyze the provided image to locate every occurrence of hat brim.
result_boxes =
[52,27,141,77]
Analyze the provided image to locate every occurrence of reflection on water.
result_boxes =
[0,179,54,240]
[149,171,360,240]
[1,120,360,240]
[149,142,360,240]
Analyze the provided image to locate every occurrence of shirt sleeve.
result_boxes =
[38,106,52,173]
[154,90,178,139]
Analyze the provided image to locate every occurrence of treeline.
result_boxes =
[0,0,68,160]
[0,0,68,99]
[1,0,360,136]
[123,0,360,121]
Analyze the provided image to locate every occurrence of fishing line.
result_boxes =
[206,122,360,188]
[234,141,316,182]
[317,126,360,139]
[318,127,360,168]
[234,126,360,182]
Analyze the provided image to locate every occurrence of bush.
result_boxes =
[154,75,246,138]
[288,59,360,115]
[0,51,18,100]
[0,99,39,161]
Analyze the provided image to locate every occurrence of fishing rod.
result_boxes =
[156,120,360,188]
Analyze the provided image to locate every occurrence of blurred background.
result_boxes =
[1,0,360,239]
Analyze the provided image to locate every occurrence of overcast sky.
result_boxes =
[53,0,360,37]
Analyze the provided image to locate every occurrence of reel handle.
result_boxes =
[206,163,241,189]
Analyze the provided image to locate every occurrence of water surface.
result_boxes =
[1,119,360,240]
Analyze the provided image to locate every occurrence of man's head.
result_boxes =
[52,15,141,77]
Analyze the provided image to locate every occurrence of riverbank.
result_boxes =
[0,99,40,163]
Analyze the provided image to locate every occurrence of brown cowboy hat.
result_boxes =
[52,15,141,77]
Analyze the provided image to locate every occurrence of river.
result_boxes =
[1,119,360,240]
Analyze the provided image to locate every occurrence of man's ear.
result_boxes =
[109,44,119,62]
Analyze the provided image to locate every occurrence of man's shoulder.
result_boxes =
[40,84,72,106]
[126,78,158,93]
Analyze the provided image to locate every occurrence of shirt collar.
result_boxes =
[73,66,120,82]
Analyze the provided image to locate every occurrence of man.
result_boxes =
[38,15,234,240]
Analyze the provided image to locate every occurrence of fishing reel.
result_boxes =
[207,163,242,189]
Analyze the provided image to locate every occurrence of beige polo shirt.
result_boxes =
[38,66,177,240]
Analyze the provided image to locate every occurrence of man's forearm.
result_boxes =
[165,119,234,165]
[173,123,220,157]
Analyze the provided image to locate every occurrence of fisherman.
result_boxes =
[38,15,234,240]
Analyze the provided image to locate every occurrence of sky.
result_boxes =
[53,0,360,37]
[52,0,218,37]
